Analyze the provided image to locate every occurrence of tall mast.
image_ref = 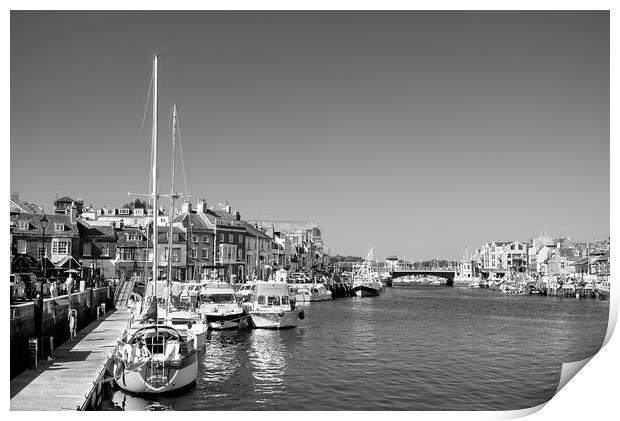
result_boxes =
[152,54,159,296]
[167,105,178,316]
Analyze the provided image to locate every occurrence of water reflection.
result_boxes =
[202,330,243,383]
[249,329,287,399]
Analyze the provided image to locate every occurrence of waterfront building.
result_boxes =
[173,200,217,281]
[246,220,325,274]
[240,221,272,281]
[11,207,80,275]
[77,220,117,281]
[200,203,246,282]
[114,226,152,281]
[156,225,188,281]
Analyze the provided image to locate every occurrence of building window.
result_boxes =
[134,208,144,216]
[54,223,64,232]
[17,240,27,254]
[229,234,233,242]
[173,233,179,242]
[203,236,209,243]
[191,248,197,258]
[52,239,70,255]
[38,246,46,260]
[220,233,224,242]
[119,208,130,215]
[172,248,181,262]
[202,249,208,259]
[83,242,91,256]
[237,249,243,260]
[122,248,133,260]
[238,235,243,244]
[102,244,110,257]
[19,221,29,230]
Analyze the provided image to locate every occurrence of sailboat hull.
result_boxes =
[114,351,198,395]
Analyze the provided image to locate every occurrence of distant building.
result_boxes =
[54,196,84,215]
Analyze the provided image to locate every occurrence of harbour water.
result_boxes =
[111,286,609,411]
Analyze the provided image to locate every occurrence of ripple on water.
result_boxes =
[111,287,609,410]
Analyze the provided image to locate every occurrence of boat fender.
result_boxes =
[298,310,305,320]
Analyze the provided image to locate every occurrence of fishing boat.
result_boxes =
[198,281,247,330]
[113,55,198,394]
[352,248,382,297]
[243,281,305,328]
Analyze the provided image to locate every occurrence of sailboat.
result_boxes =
[113,54,198,394]
[352,247,382,297]
[158,104,208,348]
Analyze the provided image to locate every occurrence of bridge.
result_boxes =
[390,269,456,286]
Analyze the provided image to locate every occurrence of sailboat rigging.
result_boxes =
[113,54,198,394]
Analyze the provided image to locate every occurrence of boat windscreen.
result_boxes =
[201,293,236,303]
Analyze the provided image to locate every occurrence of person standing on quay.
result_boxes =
[66,273,75,295]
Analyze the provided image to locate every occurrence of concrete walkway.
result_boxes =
[10,309,129,411]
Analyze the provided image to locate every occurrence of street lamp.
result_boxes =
[40,214,49,284]
[37,214,48,361]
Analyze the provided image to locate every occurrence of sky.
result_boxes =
[10,11,610,260]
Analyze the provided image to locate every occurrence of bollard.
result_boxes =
[28,338,38,370]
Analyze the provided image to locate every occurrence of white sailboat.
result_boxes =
[113,54,198,394]
[352,247,382,297]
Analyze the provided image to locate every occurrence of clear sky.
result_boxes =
[10,11,609,260]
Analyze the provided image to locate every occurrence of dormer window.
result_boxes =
[118,208,130,215]
[18,221,29,230]
[127,233,142,241]
[134,208,144,216]
[54,223,64,232]
[104,208,115,216]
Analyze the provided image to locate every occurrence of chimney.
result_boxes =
[225,204,232,214]
[182,201,193,214]
[235,211,241,221]
[196,199,208,213]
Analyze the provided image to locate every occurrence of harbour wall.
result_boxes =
[10,286,115,379]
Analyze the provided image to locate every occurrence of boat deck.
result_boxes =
[10,309,129,411]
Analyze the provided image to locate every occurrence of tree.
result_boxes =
[122,198,151,209]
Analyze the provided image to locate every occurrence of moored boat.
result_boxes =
[292,283,333,302]
[114,322,198,394]
[113,55,197,395]
[352,247,382,297]
[243,281,304,329]
[198,281,247,330]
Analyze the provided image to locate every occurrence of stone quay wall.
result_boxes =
[10,286,115,379]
